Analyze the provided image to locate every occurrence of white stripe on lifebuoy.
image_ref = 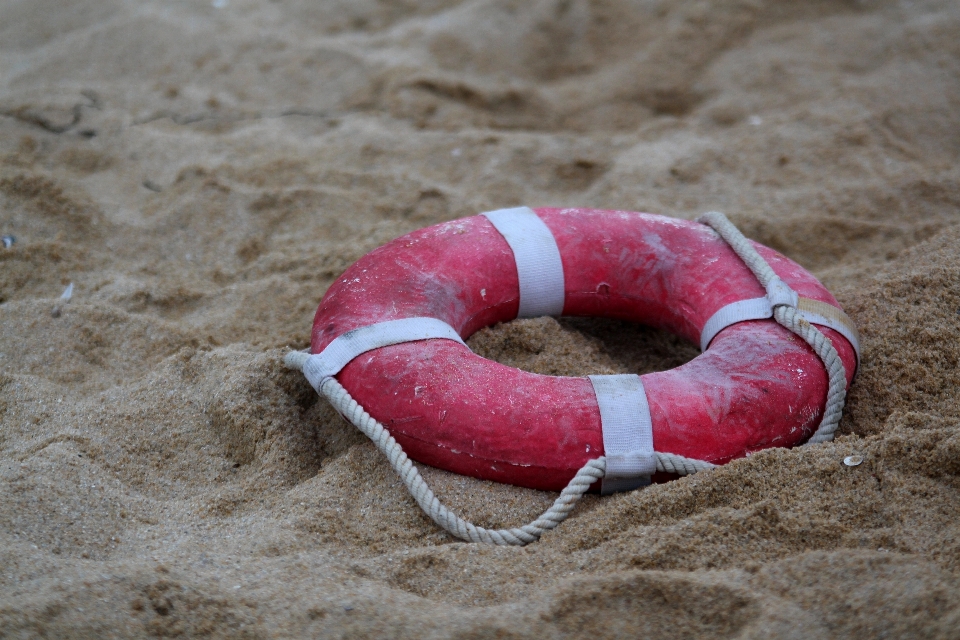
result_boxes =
[589,374,655,494]
[701,296,861,366]
[302,317,466,391]
[482,207,565,318]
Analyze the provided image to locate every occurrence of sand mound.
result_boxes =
[2,0,959,636]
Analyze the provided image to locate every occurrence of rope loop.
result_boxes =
[286,345,715,545]
[317,371,605,545]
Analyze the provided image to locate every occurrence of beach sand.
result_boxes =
[1,0,959,636]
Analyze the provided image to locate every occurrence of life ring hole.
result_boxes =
[466,316,700,378]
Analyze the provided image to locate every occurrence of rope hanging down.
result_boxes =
[284,211,848,545]
[285,352,604,545]
[283,352,713,545]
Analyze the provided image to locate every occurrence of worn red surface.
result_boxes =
[311,209,858,491]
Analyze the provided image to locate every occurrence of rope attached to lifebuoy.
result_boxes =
[284,211,849,545]
[698,212,848,444]
[284,353,607,545]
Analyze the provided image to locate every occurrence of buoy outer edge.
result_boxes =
[310,209,858,492]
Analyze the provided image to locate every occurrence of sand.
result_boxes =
[1,0,959,637]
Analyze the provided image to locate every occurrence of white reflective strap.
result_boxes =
[588,374,656,494]
[700,297,773,352]
[482,207,565,318]
[302,317,466,391]
[700,297,861,366]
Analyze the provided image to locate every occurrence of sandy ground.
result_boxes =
[1,0,960,637]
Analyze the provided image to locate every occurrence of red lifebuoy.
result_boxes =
[309,209,858,492]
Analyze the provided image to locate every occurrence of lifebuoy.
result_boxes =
[299,208,859,493]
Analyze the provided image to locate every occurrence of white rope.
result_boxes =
[284,351,714,545]
[655,450,716,475]
[698,211,848,444]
